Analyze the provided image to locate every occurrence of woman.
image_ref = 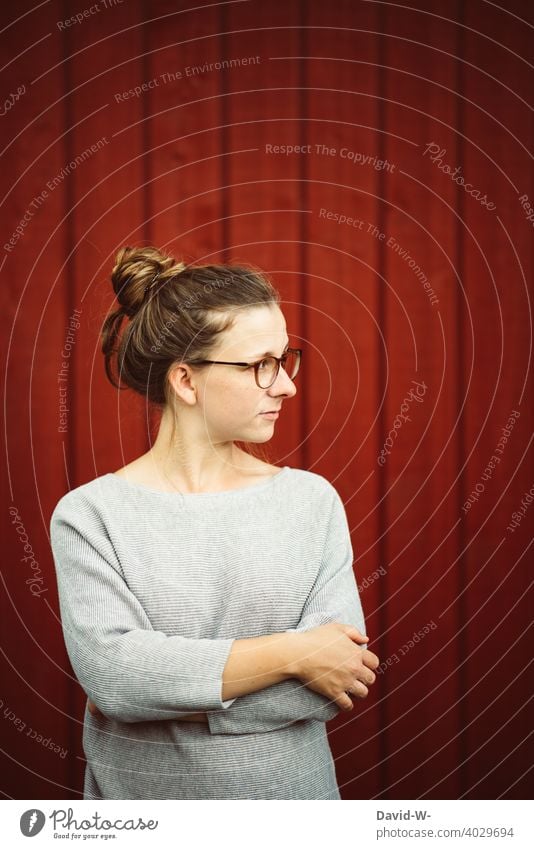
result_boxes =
[49,246,379,800]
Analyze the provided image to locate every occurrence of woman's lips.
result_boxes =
[260,411,280,420]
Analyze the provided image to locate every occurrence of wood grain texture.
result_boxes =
[1,0,532,800]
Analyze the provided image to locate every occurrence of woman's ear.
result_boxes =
[167,363,198,406]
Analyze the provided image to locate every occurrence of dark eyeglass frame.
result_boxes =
[188,347,302,389]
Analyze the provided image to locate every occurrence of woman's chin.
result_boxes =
[246,433,274,444]
[237,425,275,444]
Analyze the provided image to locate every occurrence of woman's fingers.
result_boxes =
[335,693,356,711]
[344,626,369,644]
[361,649,380,669]
[362,668,376,685]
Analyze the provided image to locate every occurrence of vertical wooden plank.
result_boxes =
[219,1,306,467]
[62,0,148,490]
[304,0,384,798]
[52,0,147,795]
[2,0,532,803]
[377,0,463,798]
[461,0,533,799]
[1,0,82,799]
[142,2,226,441]
[144,3,225,288]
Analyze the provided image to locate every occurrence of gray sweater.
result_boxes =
[49,465,366,799]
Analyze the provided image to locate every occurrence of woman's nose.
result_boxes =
[271,366,297,397]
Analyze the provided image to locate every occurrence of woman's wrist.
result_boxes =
[221,631,300,700]
[280,631,306,679]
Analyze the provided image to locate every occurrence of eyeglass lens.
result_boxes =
[257,350,300,388]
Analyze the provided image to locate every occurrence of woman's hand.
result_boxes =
[289,622,379,711]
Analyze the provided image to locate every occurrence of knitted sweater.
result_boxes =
[49,465,366,799]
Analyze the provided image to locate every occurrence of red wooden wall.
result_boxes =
[1,0,532,800]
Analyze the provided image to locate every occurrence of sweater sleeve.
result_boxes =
[50,499,236,723]
[206,486,366,735]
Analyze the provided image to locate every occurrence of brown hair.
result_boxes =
[101,245,281,411]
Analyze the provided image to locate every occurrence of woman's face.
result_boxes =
[181,304,298,444]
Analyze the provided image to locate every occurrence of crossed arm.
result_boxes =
[205,488,366,734]
[52,488,366,733]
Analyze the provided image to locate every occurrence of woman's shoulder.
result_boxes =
[243,458,337,494]
[286,465,338,492]
[50,473,115,530]
[106,456,335,497]
[49,464,339,527]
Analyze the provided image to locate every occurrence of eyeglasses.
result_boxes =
[189,347,302,389]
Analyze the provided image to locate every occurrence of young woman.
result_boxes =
[49,246,379,800]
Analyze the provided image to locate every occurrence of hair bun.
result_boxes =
[111,246,183,317]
